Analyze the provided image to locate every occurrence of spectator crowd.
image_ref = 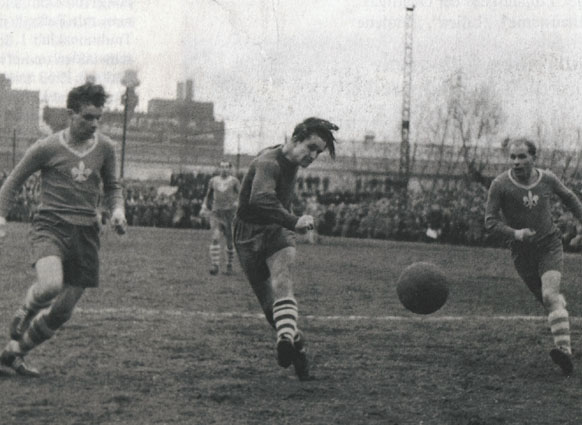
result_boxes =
[2,171,582,252]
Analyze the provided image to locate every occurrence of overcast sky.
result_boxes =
[1,0,581,153]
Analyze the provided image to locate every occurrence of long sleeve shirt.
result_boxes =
[236,145,299,230]
[485,168,582,243]
[0,130,124,226]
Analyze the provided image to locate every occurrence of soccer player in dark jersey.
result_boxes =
[234,117,338,381]
[0,82,126,376]
[485,138,582,376]
[201,161,240,275]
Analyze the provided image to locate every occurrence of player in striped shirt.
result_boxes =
[0,83,126,376]
[234,117,338,380]
[485,138,582,376]
[200,161,240,275]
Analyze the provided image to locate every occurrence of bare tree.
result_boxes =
[532,117,582,183]
[414,70,505,194]
[448,71,505,188]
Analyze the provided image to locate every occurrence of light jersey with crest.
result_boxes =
[485,168,582,243]
[207,175,240,211]
[0,129,123,226]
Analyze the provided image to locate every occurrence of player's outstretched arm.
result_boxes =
[0,142,45,220]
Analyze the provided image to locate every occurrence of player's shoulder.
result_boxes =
[490,170,511,187]
[96,132,117,150]
[254,145,282,166]
[27,131,62,152]
[539,168,559,181]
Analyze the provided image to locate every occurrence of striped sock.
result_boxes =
[549,308,571,354]
[273,298,298,342]
[209,242,221,267]
[18,311,56,354]
[226,247,235,267]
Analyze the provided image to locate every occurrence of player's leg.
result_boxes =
[539,238,572,375]
[208,215,221,275]
[266,247,297,340]
[232,223,274,325]
[223,213,235,275]
[11,216,67,340]
[10,257,63,340]
[266,247,303,366]
[1,255,65,376]
[266,247,310,379]
[542,270,573,375]
[18,285,85,354]
[511,247,543,304]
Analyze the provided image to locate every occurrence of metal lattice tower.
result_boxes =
[399,5,415,184]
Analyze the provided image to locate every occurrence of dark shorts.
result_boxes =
[210,209,235,239]
[511,231,563,302]
[30,213,101,288]
[233,217,296,284]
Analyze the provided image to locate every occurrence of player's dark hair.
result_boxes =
[67,83,109,113]
[292,117,339,159]
[510,138,537,157]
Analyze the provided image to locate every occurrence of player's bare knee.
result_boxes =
[37,278,64,299]
[542,291,566,311]
[541,270,564,311]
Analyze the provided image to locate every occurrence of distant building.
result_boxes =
[0,74,40,170]
[43,79,226,179]
[0,74,40,138]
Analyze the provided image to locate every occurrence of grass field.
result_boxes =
[1,223,582,425]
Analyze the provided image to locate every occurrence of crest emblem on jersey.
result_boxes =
[523,190,539,209]
[72,161,92,182]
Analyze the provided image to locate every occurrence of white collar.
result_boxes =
[507,168,543,190]
[59,129,98,158]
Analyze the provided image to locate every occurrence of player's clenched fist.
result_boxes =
[111,208,127,235]
[295,214,314,234]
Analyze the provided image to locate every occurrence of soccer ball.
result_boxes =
[396,261,449,315]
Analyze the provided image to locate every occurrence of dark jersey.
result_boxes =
[485,168,582,243]
[236,145,299,230]
[0,129,123,225]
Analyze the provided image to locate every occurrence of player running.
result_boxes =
[485,138,582,376]
[200,161,240,275]
[234,117,338,380]
[0,82,126,376]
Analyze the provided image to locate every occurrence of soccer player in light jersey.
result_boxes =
[234,117,338,380]
[200,161,240,275]
[485,138,582,376]
[0,83,126,376]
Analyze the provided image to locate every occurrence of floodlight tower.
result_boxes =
[399,5,415,186]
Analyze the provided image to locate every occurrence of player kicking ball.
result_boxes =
[485,138,582,376]
[0,82,126,377]
[200,161,240,276]
[233,117,338,381]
